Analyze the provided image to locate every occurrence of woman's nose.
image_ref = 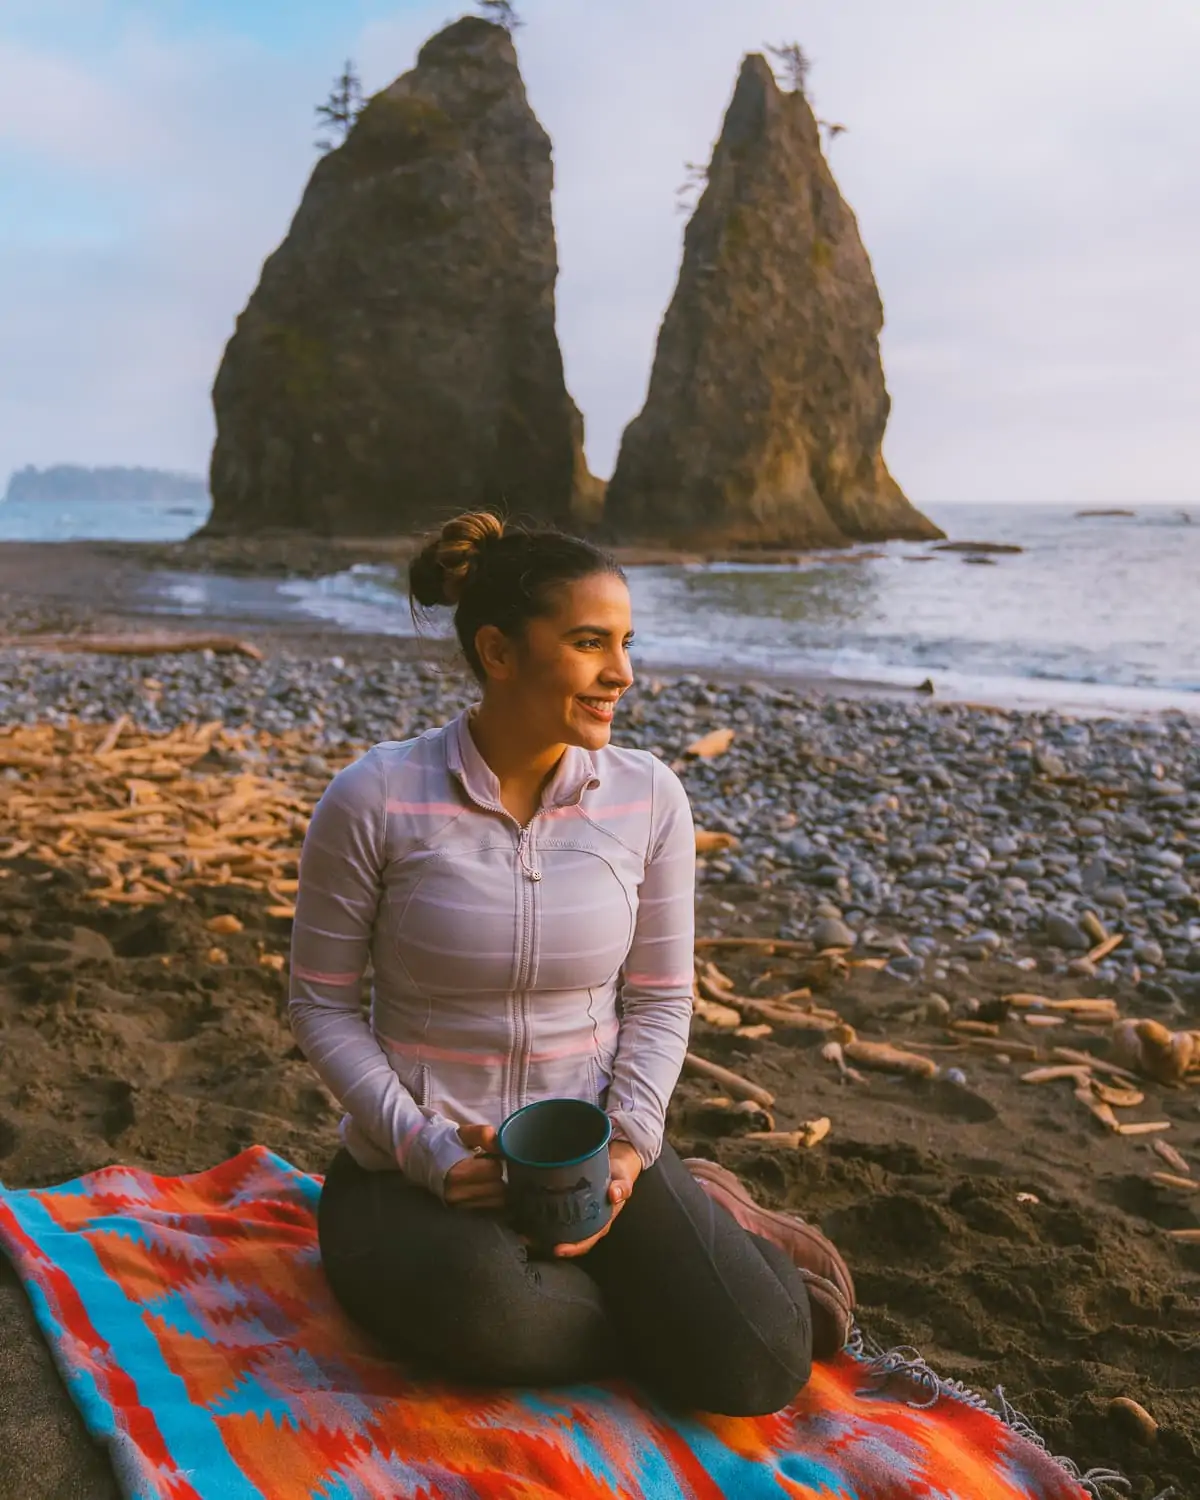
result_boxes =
[604,652,635,689]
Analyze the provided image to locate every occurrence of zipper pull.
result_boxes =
[517,827,542,880]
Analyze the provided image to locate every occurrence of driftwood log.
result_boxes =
[682,1052,775,1108]
[0,632,264,661]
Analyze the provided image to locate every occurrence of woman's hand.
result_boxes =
[445,1123,506,1210]
[552,1141,643,1258]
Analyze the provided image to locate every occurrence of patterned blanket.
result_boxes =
[0,1146,1093,1500]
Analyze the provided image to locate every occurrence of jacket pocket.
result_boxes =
[586,1054,611,1106]
[396,1061,429,1108]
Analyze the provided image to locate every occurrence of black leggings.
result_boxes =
[318,1143,813,1416]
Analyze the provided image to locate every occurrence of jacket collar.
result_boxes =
[444,708,600,815]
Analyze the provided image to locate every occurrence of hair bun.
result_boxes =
[409,510,505,608]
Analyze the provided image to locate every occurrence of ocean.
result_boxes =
[1,496,1196,713]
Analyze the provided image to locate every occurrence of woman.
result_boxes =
[290,512,855,1415]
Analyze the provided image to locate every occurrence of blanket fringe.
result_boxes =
[846,1327,1173,1500]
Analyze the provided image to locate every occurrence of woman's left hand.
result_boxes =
[552,1141,643,1258]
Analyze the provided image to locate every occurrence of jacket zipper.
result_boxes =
[447,755,597,1118]
[511,818,542,1111]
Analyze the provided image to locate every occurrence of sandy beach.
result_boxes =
[1,540,1198,1500]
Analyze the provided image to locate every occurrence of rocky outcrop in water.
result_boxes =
[206,18,596,537]
[605,55,941,550]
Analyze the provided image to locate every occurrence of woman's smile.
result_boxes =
[577,694,619,723]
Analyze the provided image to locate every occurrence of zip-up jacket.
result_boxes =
[288,710,696,1201]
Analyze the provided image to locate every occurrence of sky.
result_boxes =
[1,0,1198,507]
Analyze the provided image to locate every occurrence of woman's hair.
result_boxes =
[409,511,625,680]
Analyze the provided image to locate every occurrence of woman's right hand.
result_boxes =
[445,1123,506,1210]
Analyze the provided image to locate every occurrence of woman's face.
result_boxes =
[478,572,635,751]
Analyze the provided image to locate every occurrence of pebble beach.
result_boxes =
[5,645,1199,1003]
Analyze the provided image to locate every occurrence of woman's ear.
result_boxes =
[474,624,516,681]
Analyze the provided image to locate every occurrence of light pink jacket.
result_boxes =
[288,710,696,1200]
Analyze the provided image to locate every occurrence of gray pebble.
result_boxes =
[1044,911,1091,951]
[811,917,857,950]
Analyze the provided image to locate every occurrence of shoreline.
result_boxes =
[0,536,1196,722]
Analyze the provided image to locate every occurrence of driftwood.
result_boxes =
[1091,1080,1145,1109]
[693,996,743,1029]
[1021,1065,1092,1085]
[682,1052,775,1108]
[1149,1172,1200,1194]
[1005,993,1118,1017]
[1152,1139,1191,1175]
[694,937,814,955]
[1111,1019,1198,1086]
[843,1039,939,1079]
[1106,1397,1157,1445]
[1166,1228,1200,1243]
[694,973,818,1031]
[948,1019,1000,1038]
[1075,1087,1118,1131]
[961,1036,1040,1061]
[739,998,838,1031]
[1044,997,1119,1017]
[1050,1047,1140,1083]
[744,1118,831,1149]
[819,1040,865,1085]
[684,728,735,759]
[695,829,739,855]
[0,719,320,907]
[688,1097,775,1133]
[1086,934,1124,964]
[0,632,264,660]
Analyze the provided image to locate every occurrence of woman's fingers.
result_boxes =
[445,1152,505,1208]
[445,1137,504,1209]
[552,1195,626,1258]
[457,1122,499,1154]
[446,1170,503,1201]
[457,1155,504,1182]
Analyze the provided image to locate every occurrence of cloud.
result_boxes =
[1,0,1198,506]
[0,39,148,170]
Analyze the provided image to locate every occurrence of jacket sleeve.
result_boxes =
[606,757,696,1167]
[288,750,472,1200]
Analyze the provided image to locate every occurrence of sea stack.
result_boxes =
[605,54,942,550]
[206,18,598,536]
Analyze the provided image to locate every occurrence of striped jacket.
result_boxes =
[288,709,696,1200]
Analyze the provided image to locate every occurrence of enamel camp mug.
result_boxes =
[497,1098,613,1248]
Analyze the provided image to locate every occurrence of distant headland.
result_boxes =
[3,466,209,507]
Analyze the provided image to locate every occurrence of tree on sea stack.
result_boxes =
[476,0,523,32]
[765,41,812,96]
[603,50,943,551]
[206,17,597,537]
[315,60,365,152]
